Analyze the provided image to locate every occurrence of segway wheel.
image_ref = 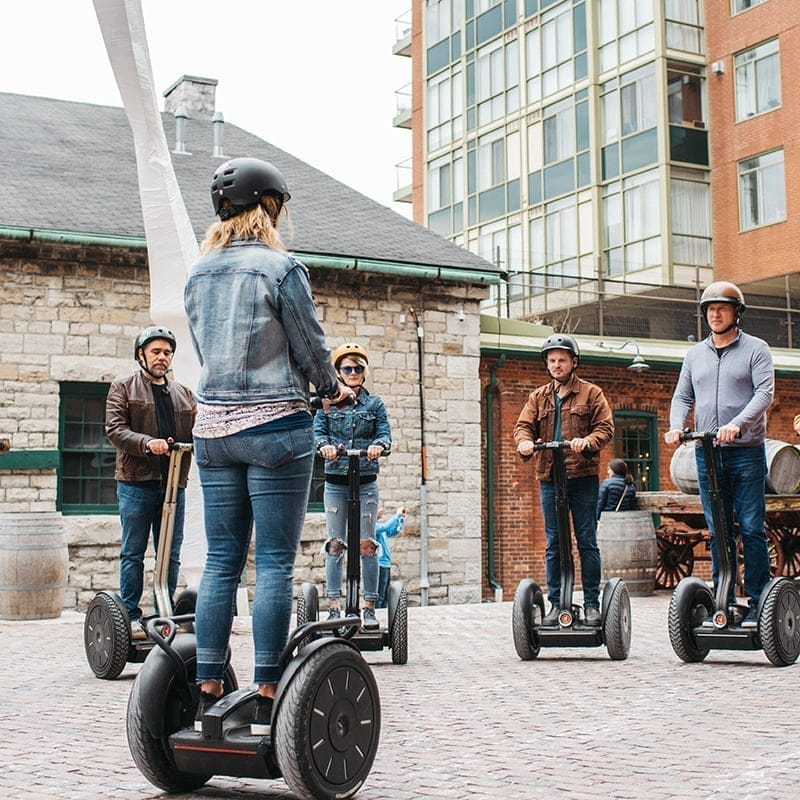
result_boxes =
[511,579,544,661]
[387,581,408,664]
[602,580,632,661]
[275,641,380,800]
[84,591,130,679]
[296,582,320,649]
[760,577,800,667]
[668,577,713,663]
[127,654,238,793]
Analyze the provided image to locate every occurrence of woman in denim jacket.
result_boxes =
[313,343,392,630]
[184,158,354,735]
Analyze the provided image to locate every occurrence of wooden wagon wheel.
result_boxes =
[655,528,696,590]
[766,524,799,578]
[735,526,785,593]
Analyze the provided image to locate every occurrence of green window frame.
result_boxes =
[613,410,659,491]
[58,382,117,514]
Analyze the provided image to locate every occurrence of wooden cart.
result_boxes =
[636,491,800,590]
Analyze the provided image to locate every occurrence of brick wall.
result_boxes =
[480,353,800,599]
[0,238,487,611]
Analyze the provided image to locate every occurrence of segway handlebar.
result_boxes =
[678,429,740,443]
[167,441,194,452]
[532,440,594,454]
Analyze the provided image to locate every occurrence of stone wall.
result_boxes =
[0,238,487,611]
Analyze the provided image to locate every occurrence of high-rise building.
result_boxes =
[394,0,799,346]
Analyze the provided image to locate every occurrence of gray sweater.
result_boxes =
[669,330,773,446]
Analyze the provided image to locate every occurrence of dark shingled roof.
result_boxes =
[0,91,496,276]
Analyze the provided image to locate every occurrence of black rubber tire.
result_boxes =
[511,579,544,661]
[296,582,319,626]
[388,583,408,665]
[603,581,632,661]
[668,577,713,663]
[84,591,130,679]
[127,655,237,793]
[760,578,800,667]
[275,642,380,800]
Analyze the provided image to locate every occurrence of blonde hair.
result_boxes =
[199,195,292,254]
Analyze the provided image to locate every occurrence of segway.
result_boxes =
[83,443,197,679]
[297,447,408,665]
[512,441,631,660]
[667,430,800,666]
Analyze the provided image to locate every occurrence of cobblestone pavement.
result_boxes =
[2,592,798,800]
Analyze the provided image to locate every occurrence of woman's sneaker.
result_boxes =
[362,607,379,630]
[194,691,222,734]
[327,607,341,620]
[251,695,273,736]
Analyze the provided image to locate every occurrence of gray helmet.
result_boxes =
[134,326,176,361]
[211,157,291,219]
[541,333,580,364]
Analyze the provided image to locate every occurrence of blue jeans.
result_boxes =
[695,444,770,608]
[117,481,184,621]
[539,475,601,608]
[376,566,391,609]
[324,480,379,603]
[193,425,314,685]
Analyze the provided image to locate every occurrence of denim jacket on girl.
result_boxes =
[184,239,341,404]
[313,388,392,478]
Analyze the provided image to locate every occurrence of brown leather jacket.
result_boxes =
[513,372,614,481]
[105,371,196,487]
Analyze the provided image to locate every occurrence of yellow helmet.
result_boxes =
[332,342,369,370]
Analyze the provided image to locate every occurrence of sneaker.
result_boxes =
[251,695,273,736]
[362,606,379,630]
[584,606,602,627]
[541,604,559,626]
[741,608,758,628]
[194,691,222,733]
[327,607,341,621]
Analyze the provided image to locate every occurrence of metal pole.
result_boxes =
[409,307,429,605]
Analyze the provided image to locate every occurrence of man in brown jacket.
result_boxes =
[513,334,614,626]
[105,326,196,628]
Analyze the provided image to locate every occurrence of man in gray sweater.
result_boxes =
[664,281,773,628]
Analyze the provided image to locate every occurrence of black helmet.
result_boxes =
[134,326,176,361]
[541,333,580,363]
[699,281,746,315]
[211,158,291,219]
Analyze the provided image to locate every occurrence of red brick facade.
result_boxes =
[480,354,800,599]
[706,1,800,286]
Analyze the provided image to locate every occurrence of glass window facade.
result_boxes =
[598,0,655,72]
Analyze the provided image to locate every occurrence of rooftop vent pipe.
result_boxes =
[173,106,190,155]
[212,111,225,158]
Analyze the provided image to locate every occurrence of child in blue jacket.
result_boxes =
[375,506,406,608]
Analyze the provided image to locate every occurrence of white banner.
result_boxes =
[93,0,206,585]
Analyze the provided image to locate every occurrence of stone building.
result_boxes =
[0,77,499,612]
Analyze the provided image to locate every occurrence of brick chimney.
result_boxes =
[162,75,218,119]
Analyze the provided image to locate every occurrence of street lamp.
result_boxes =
[596,339,651,373]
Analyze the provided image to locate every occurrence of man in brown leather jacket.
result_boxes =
[105,326,196,628]
[513,334,614,626]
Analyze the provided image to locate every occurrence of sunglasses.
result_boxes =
[340,365,365,375]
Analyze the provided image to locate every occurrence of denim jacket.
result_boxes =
[184,239,341,404]
[313,388,392,478]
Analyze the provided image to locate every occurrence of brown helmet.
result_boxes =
[332,342,369,370]
[699,281,746,315]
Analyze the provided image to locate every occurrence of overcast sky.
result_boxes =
[1,1,412,214]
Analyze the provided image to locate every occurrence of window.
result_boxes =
[427,0,455,43]
[428,67,463,152]
[543,98,575,164]
[59,382,117,514]
[665,0,702,54]
[733,0,767,14]
[603,169,661,276]
[671,171,711,267]
[598,0,655,72]
[614,412,658,491]
[734,39,780,121]
[739,149,786,230]
[474,37,519,126]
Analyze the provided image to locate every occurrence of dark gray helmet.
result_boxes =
[134,326,176,361]
[541,333,580,363]
[210,157,291,219]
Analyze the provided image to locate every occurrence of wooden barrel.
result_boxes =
[765,440,800,494]
[597,510,657,596]
[671,439,800,495]
[670,443,699,494]
[0,512,69,620]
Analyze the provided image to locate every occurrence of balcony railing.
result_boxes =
[393,83,412,129]
[393,10,411,57]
